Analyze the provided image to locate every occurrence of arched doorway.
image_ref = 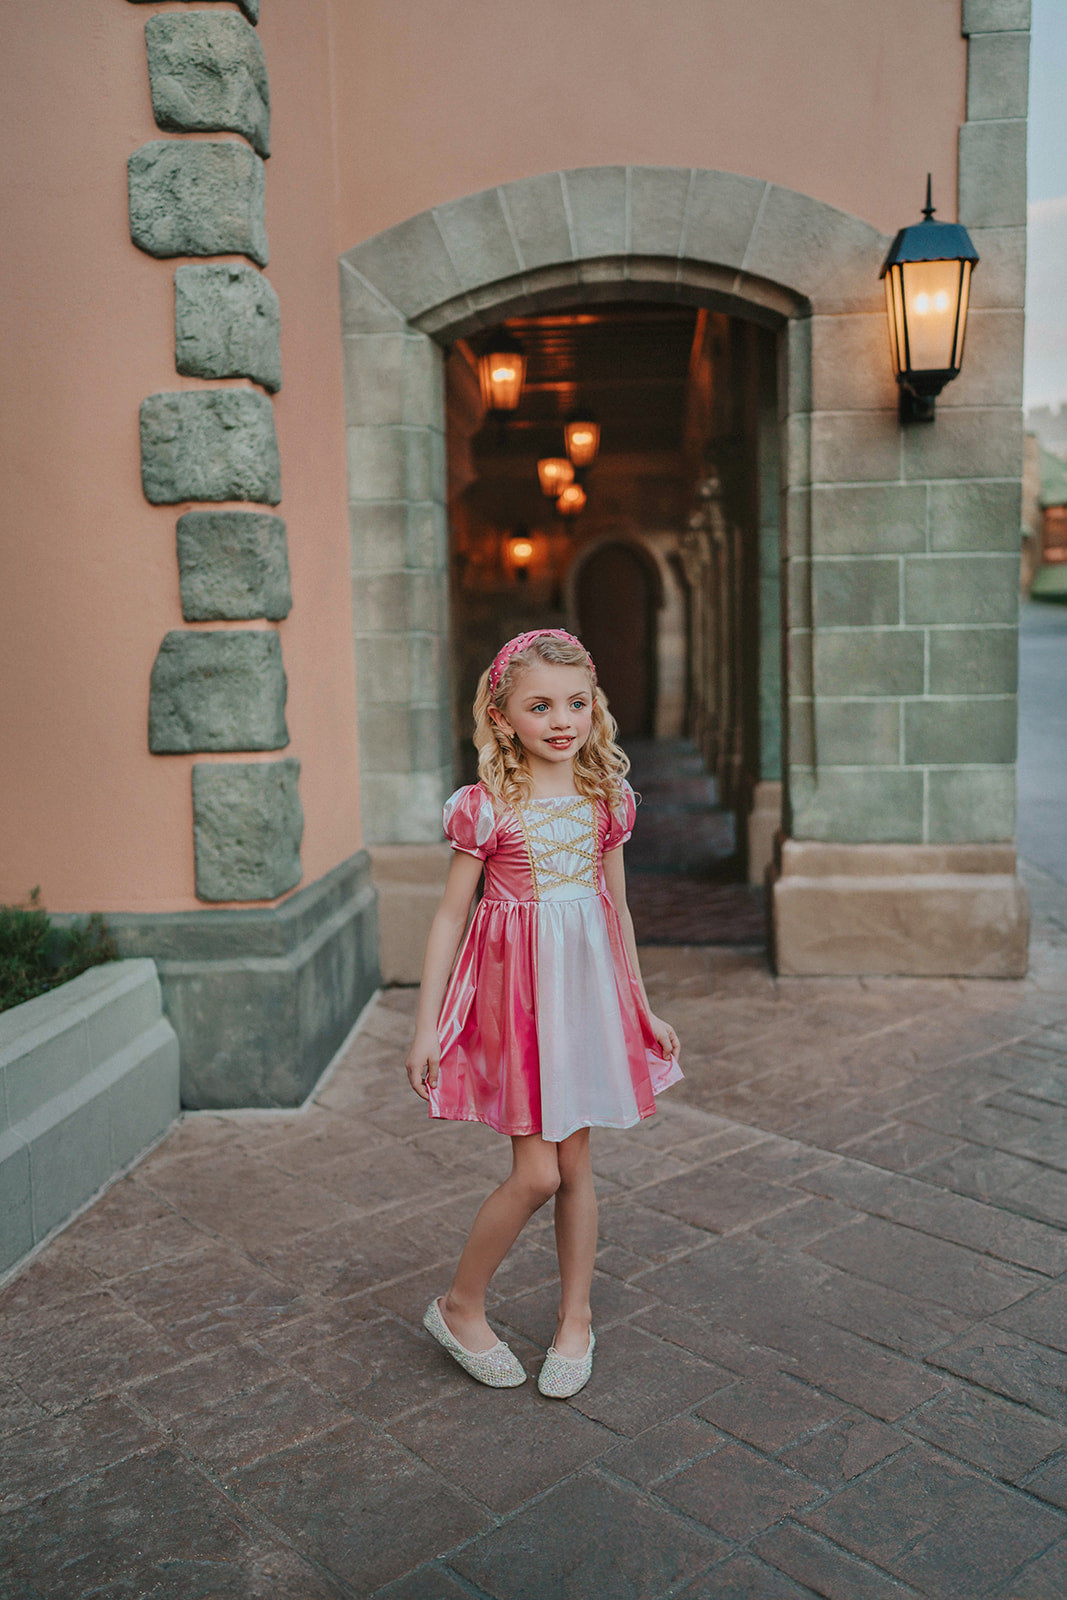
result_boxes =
[576,542,656,739]
[337,165,903,970]
[338,166,1029,983]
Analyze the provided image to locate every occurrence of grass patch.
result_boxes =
[0,889,119,1016]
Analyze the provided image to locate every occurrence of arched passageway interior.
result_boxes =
[445,301,780,938]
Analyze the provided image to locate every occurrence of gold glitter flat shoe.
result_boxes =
[538,1330,595,1399]
[422,1298,526,1388]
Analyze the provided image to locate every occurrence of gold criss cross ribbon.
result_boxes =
[517,799,598,898]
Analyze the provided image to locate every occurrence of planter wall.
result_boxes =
[0,959,180,1276]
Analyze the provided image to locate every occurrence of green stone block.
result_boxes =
[928,481,1022,552]
[149,629,288,753]
[810,411,900,485]
[901,407,1023,482]
[962,0,1030,32]
[146,14,269,157]
[904,698,1017,765]
[129,0,258,20]
[193,759,303,902]
[967,31,1030,121]
[958,121,1028,229]
[927,628,1018,694]
[788,700,815,767]
[903,555,1019,624]
[128,140,267,265]
[790,767,925,843]
[814,700,900,765]
[814,630,925,696]
[927,767,1017,843]
[784,488,811,560]
[175,264,281,392]
[810,484,926,556]
[177,512,291,622]
[140,390,280,505]
[813,559,900,627]
[786,630,813,697]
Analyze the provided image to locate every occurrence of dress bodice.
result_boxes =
[442,782,635,904]
[497,797,599,902]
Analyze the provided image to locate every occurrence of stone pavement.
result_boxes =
[4,872,1067,1598]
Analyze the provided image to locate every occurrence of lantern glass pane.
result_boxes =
[564,419,600,469]
[885,268,905,376]
[899,259,962,373]
[557,482,587,515]
[479,349,526,411]
[952,260,973,369]
[537,457,574,497]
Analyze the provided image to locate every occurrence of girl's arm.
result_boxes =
[602,844,681,1062]
[405,850,485,1099]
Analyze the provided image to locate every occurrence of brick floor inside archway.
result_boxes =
[625,740,767,948]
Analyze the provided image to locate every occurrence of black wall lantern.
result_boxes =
[881,176,979,423]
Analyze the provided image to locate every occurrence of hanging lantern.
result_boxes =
[477,330,526,412]
[507,534,534,582]
[537,457,575,498]
[880,176,979,422]
[556,482,587,517]
[564,415,600,470]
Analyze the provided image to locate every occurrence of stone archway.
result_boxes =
[338,165,888,848]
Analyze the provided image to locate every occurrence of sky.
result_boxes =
[1024,0,1067,414]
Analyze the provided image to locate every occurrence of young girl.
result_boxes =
[404,629,682,1398]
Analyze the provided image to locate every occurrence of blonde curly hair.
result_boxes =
[473,632,630,809]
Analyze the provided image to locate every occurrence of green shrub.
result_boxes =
[0,889,119,1015]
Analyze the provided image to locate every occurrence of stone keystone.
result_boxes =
[177,511,292,621]
[128,0,259,25]
[140,390,281,505]
[146,14,270,158]
[128,140,268,265]
[192,759,303,903]
[149,629,288,753]
[175,264,281,391]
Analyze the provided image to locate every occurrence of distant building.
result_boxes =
[1028,445,1067,599]
[1026,404,1067,462]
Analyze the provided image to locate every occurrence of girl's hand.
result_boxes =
[649,1014,680,1062]
[405,1029,440,1101]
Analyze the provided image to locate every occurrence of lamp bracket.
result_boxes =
[898,387,936,425]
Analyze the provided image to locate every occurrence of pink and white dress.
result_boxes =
[428,780,683,1142]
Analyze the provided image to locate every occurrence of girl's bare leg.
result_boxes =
[552,1127,597,1357]
[440,1133,561,1353]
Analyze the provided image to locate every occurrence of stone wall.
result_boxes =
[128,0,295,908]
[122,1,378,1101]
[785,0,1028,852]
[337,29,1029,975]
[338,166,865,847]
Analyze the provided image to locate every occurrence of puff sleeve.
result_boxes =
[603,780,637,852]
[442,784,498,860]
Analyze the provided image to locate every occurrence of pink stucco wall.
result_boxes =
[327,0,967,247]
[0,1,361,913]
[0,0,967,915]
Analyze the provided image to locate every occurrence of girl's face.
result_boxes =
[492,661,594,776]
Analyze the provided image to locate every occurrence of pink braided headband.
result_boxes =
[487,629,597,696]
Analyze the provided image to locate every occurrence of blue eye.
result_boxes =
[532,702,548,713]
